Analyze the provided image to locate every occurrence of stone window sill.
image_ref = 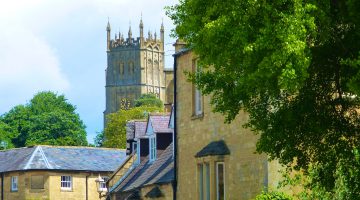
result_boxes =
[61,188,73,192]
[191,113,204,120]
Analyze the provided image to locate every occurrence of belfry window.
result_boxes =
[119,62,124,75]
[129,61,134,75]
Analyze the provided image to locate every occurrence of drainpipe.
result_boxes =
[86,173,90,200]
[1,173,4,200]
[172,48,178,200]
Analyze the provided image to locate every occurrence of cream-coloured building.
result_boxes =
[174,42,283,200]
[0,146,126,200]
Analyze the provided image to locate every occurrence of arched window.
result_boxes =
[119,62,124,75]
[128,61,134,75]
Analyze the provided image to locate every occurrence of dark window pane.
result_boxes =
[217,163,225,200]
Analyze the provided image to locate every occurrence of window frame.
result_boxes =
[11,176,18,192]
[193,59,203,117]
[216,162,225,200]
[198,163,204,200]
[205,163,210,200]
[149,135,157,162]
[136,139,141,164]
[60,175,72,191]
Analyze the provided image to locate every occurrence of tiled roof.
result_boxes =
[195,140,231,157]
[0,146,126,173]
[135,121,147,138]
[148,114,172,133]
[126,121,147,140]
[112,143,174,193]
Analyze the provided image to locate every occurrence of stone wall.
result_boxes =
[1,170,111,200]
[175,50,283,200]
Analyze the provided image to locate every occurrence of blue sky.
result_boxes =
[0,0,178,144]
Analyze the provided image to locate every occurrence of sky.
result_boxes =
[0,0,178,144]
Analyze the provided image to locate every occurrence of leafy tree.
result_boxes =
[102,95,164,149]
[167,0,360,196]
[255,191,293,200]
[0,121,15,150]
[0,91,87,147]
[134,94,163,108]
[94,131,104,147]
[103,106,161,148]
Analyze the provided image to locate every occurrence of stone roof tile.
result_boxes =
[149,114,172,133]
[0,146,126,173]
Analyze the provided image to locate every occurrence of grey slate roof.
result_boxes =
[195,140,230,157]
[126,121,147,140]
[148,114,172,133]
[0,146,126,173]
[112,143,174,193]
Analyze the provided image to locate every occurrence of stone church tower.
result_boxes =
[104,18,173,123]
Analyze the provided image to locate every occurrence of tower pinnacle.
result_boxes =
[106,18,111,32]
[106,18,111,51]
[128,21,132,39]
[160,19,164,44]
[139,15,144,40]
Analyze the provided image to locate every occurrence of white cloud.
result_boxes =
[0,1,70,113]
[0,0,178,142]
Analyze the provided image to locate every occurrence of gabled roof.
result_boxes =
[126,120,147,140]
[112,143,174,193]
[147,114,172,134]
[135,121,147,138]
[195,140,230,158]
[0,146,126,173]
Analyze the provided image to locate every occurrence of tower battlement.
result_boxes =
[106,18,164,51]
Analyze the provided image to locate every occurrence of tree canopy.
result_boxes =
[0,91,88,147]
[167,0,360,197]
[102,94,164,148]
[134,93,164,108]
[103,106,162,148]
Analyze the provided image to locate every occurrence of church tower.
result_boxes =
[104,18,172,123]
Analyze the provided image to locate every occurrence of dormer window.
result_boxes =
[149,136,156,162]
[136,139,141,164]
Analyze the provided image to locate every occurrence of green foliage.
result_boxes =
[0,91,87,147]
[167,0,360,196]
[103,106,162,148]
[0,121,15,150]
[255,191,293,200]
[94,131,104,147]
[134,94,163,108]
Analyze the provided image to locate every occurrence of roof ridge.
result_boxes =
[149,112,170,116]
[0,146,33,152]
[37,145,126,151]
[38,146,52,169]
[24,146,40,170]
